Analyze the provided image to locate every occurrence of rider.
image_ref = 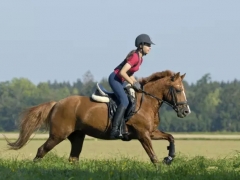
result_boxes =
[108,34,155,139]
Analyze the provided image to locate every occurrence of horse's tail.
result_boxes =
[4,101,57,150]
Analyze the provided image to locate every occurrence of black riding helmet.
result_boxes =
[135,34,155,48]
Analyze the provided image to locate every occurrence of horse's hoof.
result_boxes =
[33,157,42,163]
[69,157,79,164]
[162,156,173,165]
[154,163,159,171]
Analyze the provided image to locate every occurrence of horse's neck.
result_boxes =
[143,80,165,99]
[140,80,165,113]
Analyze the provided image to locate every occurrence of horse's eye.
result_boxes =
[176,88,182,93]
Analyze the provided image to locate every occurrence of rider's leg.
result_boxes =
[108,72,129,138]
[110,104,126,138]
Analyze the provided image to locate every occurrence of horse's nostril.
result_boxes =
[184,110,189,114]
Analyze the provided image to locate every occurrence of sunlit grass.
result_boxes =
[0,153,240,180]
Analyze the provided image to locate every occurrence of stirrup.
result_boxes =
[122,131,129,136]
[119,124,129,136]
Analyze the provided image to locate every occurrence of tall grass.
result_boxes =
[0,153,240,180]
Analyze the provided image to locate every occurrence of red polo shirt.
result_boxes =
[114,52,143,82]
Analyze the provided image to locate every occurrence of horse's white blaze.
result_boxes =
[187,105,191,114]
[182,88,191,114]
[182,88,187,100]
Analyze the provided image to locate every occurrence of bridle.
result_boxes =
[133,86,188,114]
[166,86,188,112]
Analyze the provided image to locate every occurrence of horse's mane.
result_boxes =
[139,70,174,85]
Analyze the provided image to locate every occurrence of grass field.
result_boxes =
[1,133,240,160]
[0,133,240,179]
[0,152,240,179]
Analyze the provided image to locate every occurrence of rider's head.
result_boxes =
[135,34,155,56]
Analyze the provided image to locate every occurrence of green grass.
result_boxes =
[1,153,240,180]
[171,132,240,135]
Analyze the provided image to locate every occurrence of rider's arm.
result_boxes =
[120,53,139,85]
[130,75,137,83]
[119,63,135,85]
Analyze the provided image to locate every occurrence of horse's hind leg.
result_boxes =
[67,131,85,163]
[33,135,65,161]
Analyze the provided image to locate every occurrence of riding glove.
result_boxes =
[132,82,141,91]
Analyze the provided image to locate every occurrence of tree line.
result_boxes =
[0,71,239,132]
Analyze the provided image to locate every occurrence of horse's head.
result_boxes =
[140,70,191,118]
[163,72,191,118]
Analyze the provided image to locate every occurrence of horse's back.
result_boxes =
[50,95,109,136]
[73,96,109,131]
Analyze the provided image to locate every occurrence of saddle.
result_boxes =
[91,83,137,139]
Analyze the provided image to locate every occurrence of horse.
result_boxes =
[5,70,190,168]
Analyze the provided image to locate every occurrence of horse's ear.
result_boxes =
[172,72,180,81]
[181,73,186,80]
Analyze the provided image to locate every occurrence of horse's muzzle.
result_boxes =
[176,104,191,118]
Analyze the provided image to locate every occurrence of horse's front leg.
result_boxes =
[151,129,175,165]
[138,131,160,169]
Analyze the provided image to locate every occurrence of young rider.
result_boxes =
[108,34,155,139]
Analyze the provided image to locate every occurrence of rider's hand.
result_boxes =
[132,82,142,91]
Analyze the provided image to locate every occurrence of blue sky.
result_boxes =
[0,1,239,84]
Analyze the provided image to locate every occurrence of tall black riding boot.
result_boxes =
[110,105,126,139]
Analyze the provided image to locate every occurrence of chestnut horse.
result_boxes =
[5,70,190,168]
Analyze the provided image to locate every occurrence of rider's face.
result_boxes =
[142,43,151,54]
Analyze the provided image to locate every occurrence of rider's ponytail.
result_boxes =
[125,49,137,61]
